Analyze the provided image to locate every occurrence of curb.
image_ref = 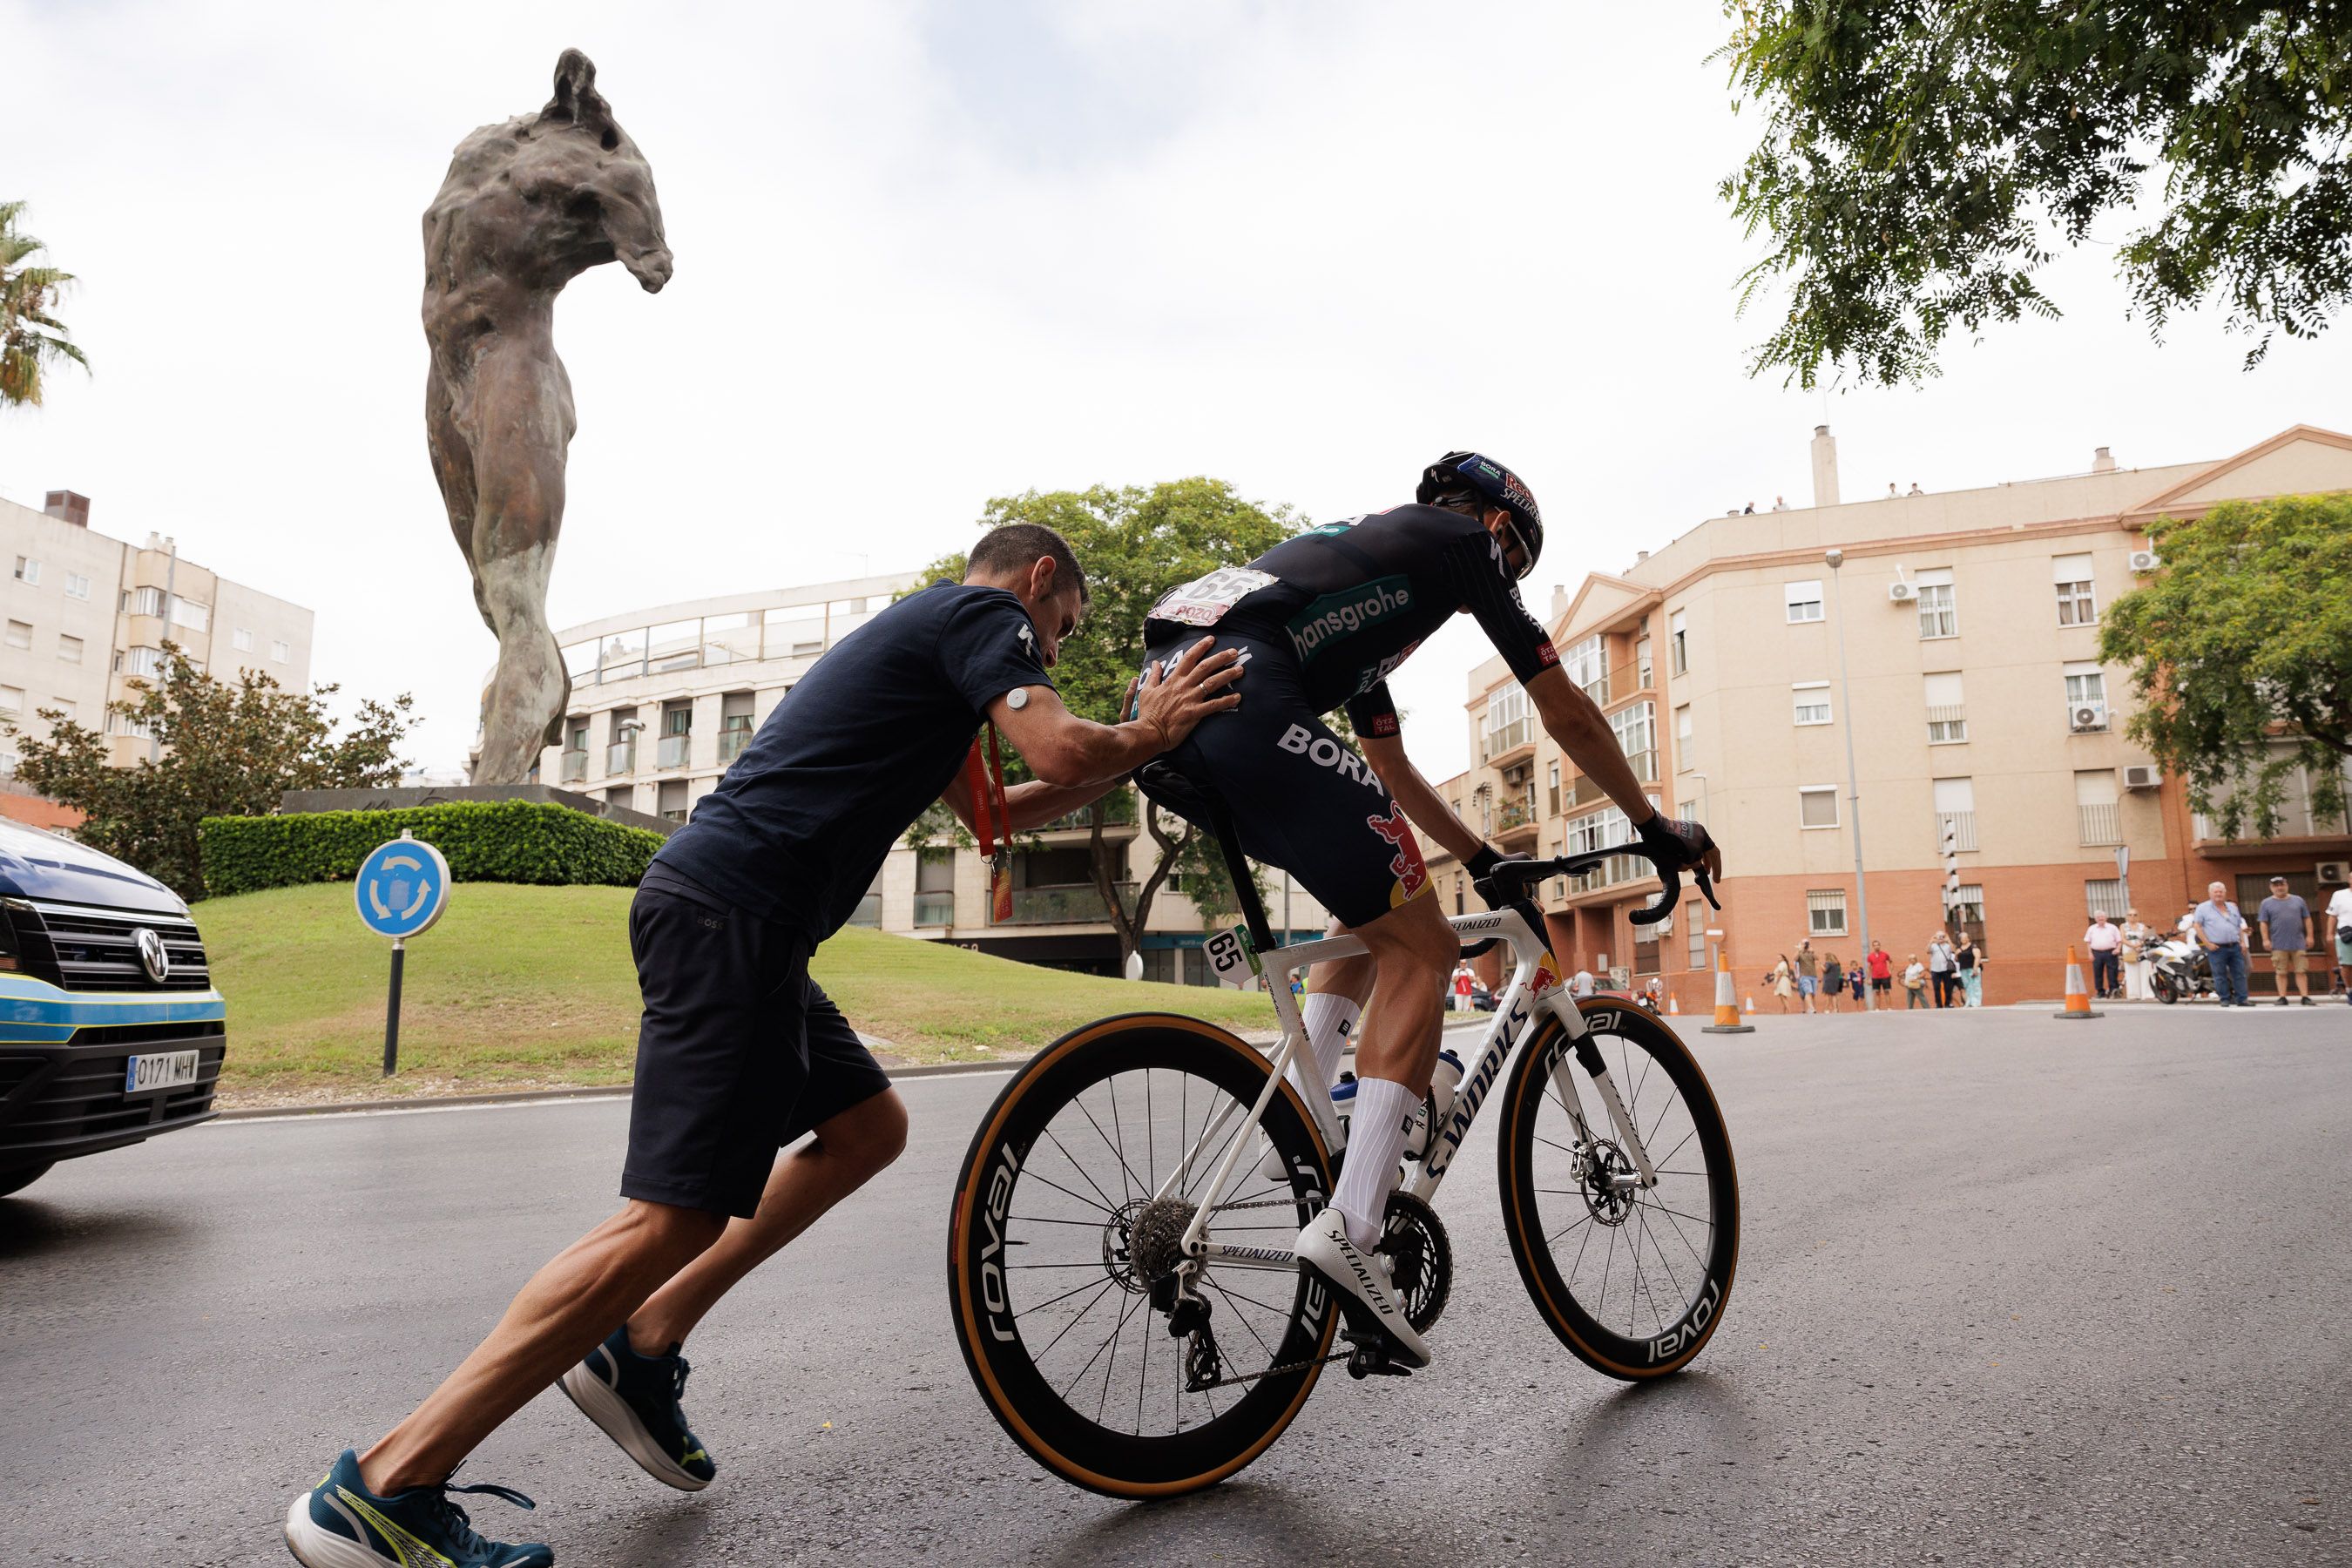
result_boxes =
[216,1055,1032,1122]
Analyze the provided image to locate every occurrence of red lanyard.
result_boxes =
[965,725,1013,921]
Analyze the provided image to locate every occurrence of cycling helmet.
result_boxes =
[1416,450,1543,578]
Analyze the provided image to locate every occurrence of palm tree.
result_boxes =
[1,201,90,408]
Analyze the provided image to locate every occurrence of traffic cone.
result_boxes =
[1703,946,1754,1034]
[1668,993,1680,1016]
[1745,995,1756,1014]
[2054,944,2104,1020]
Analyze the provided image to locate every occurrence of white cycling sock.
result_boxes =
[1332,1076,1417,1250]
[1291,991,1361,1107]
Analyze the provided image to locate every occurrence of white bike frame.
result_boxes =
[1158,902,1663,1274]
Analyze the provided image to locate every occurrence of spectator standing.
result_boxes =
[1794,940,1820,1013]
[2083,912,2123,1000]
[1850,962,1867,1006]
[2328,882,2352,1004]
[1821,952,1845,1012]
[1903,954,1929,1008]
[2119,909,2156,1001]
[2189,882,2253,1006]
[1954,932,1984,1006]
[1450,961,1477,1014]
[2254,876,2316,1006]
[1571,968,1595,1000]
[1926,931,1957,1007]
[1866,941,1894,1008]
[1771,956,1794,1013]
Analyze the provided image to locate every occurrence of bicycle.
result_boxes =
[945,767,1740,1497]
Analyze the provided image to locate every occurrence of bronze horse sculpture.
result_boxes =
[424,49,671,783]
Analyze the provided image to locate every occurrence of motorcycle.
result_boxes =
[2146,936,2214,1004]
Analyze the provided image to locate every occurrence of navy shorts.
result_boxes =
[620,865,893,1219]
[1138,631,1432,930]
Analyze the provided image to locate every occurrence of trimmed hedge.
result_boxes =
[199,801,664,897]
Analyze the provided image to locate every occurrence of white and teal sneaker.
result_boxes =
[557,1326,716,1490]
[283,1449,551,1567]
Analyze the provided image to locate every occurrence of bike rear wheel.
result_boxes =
[1497,999,1739,1380]
[947,1013,1337,1498]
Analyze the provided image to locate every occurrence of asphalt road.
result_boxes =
[4,1005,2348,1566]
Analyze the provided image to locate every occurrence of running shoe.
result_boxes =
[557,1325,715,1490]
[282,1448,551,1567]
[1294,1206,1430,1368]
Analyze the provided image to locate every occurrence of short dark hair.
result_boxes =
[967,523,1089,604]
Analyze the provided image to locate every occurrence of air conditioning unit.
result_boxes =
[2128,550,2161,573]
[1887,581,1916,602]
[2119,763,2161,791]
[2318,861,2350,886]
[2069,702,2110,733]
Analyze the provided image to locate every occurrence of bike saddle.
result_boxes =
[1133,759,1222,825]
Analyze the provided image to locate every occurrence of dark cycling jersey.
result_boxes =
[1146,504,1559,736]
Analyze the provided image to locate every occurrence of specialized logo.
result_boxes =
[1276,724,1386,794]
[1285,576,1411,663]
[1366,804,1429,903]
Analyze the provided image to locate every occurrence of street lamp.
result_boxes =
[1824,548,1877,1009]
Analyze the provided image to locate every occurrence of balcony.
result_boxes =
[1567,852,1654,897]
[1597,666,1654,707]
[1482,717,1536,766]
[2077,802,2121,847]
[1926,706,1969,744]
[605,740,637,775]
[558,750,588,784]
[1624,748,1659,785]
[1495,799,1540,846]
[657,733,691,769]
[847,892,882,929]
[992,882,1135,926]
[914,890,956,927]
[1934,810,1977,852]
[718,727,753,764]
[1036,794,1139,835]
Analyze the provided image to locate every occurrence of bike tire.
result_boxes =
[1497,999,1739,1381]
[947,1012,1337,1498]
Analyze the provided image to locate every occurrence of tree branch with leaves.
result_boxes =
[1,201,90,407]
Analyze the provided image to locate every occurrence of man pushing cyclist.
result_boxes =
[1139,451,1720,1369]
[283,524,1245,1568]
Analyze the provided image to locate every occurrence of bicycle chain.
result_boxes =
[1180,1194,1348,1388]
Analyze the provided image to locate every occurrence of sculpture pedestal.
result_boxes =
[278,784,678,837]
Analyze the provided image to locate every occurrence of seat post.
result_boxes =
[1201,794,1278,956]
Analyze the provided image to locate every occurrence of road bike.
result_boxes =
[945,767,1740,1497]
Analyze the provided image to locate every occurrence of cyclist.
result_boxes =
[281,524,1245,1568]
[1139,452,1720,1368]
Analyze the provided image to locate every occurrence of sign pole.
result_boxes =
[382,937,406,1077]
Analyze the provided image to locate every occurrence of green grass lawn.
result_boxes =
[200,882,1276,1105]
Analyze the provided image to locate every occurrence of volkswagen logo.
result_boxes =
[133,927,172,984]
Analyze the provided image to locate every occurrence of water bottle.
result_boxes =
[1403,1050,1465,1162]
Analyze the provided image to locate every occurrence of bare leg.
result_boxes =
[1347,895,1459,1095]
[627,1090,909,1351]
[360,1200,727,1495]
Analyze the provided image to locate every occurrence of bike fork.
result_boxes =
[1543,994,1659,1187]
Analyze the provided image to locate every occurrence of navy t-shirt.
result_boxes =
[652,583,1054,939]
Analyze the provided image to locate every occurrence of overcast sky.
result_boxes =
[5,1,2342,784]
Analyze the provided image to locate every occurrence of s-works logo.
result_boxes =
[1286,577,1410,662]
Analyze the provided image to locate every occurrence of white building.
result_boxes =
[501,573,1328,978]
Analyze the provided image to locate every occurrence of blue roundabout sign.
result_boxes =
[355,834,451,940]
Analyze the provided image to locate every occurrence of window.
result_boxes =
[1933,776,1977,851]
[916,848,955,927]
[2076,768,2121,845]
[656,778,689,823]
[171,598,209,632]
[1546,760,1560,816]
[124,645,165,677]
[1564,804,1632,856]
[1784,579,1824,623]
[2084,877,2126,918]
[1793,682,1832,726]
[106,710,155,740]
[12,557,38,585]
[271,639,290,663]
[1610,700,1656,781]
[0,686,20,713]
[56,634,81,664]
[1950,882,1986,929]
[123,585,164,617]
[2064,662,2106,709]
[1483,682,1532,760]
[64,573,88,601]
[1563,634,1605,700]
[51,698,75,722]
[2052,553,2096,625]
[1915,568,1957,639]
[1925,672,1966,743]
[233,627,253,652]
[1635,633,1652,689]
[1807,889,1848,936]
[3,620,28,650]
[1669,610,1687,676]
[1686,917,1707,970]
[1799,786,1839,828]
[1674,703,1693,768]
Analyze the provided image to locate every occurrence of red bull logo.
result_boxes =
[1366,804,1429,903]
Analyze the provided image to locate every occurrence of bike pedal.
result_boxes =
[1341,1329,1412,1380]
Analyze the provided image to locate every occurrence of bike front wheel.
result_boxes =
[1497,998,1739,1380]
[947,1012,1337,1498]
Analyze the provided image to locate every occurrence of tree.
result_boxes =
[2099,493,2352,839]
[1718,5,2352,387]
[6,647,417,899]
[1,202,90,407]
[909,477,1301,966]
